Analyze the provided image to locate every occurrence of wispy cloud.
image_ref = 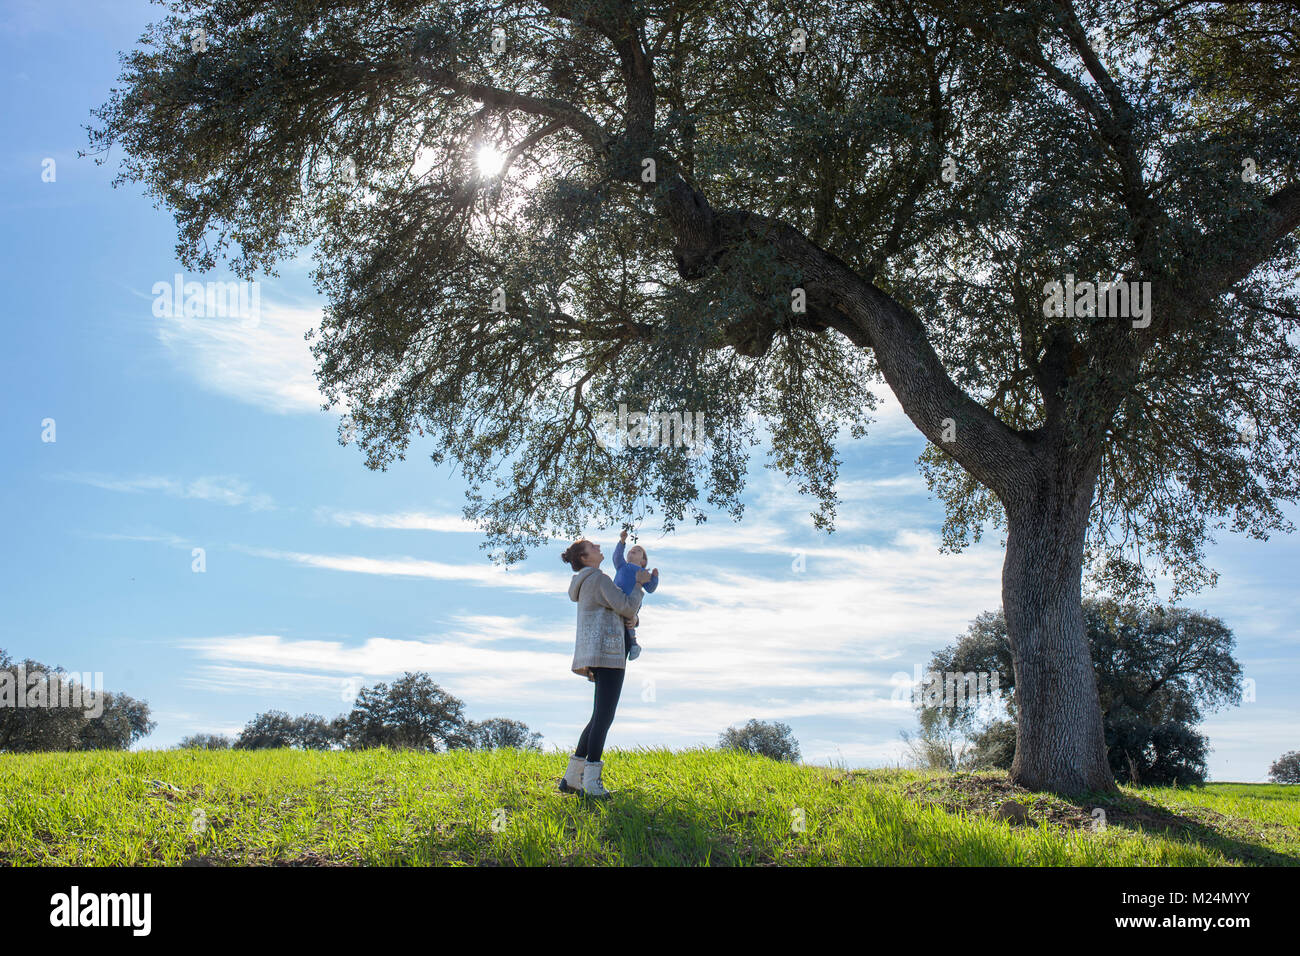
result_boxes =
[60,473,274,510]
[444,614,571,645]
[85,531,192,548]
[155,298,324,414]
[236,545,565,593]
[610,470,938,555]
[836,474,930,498]
[845,389,923,445]
[318,509,478,533]
[181,631,571,706]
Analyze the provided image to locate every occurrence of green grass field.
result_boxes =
[1,747,1295,866]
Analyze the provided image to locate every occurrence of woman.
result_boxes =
[558,537,651,798]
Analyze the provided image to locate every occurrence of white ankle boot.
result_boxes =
[559,754,586,794]
[581,760,611,798]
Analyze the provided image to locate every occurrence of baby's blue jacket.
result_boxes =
[612,540,659,596]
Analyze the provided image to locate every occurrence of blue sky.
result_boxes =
[2,0,1296,780]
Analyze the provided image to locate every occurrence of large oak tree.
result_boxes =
[91,0,1300,793]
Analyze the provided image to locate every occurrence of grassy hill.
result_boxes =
[2,747,1296,866]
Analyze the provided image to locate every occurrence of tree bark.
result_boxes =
[1002,458,1117,795]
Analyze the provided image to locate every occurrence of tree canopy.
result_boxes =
[89,0,1300,585]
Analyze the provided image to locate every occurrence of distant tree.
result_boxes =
[969,719,1017,772]
[456,717,543,751]
[0,655,83,752]
[232,711,340,750]
[0,650,155,752]
[900,711,970,772]
[291,713,339,750]
[329,714,348,744]
[233,710,298,750]
[78,692,156,750]
[1270,751,1300,784]
[337,673,466,751]
[177,733,233,750]
[718,720,801,763]
[919,599,1243,785]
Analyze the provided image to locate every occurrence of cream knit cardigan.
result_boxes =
[568,566,644,680]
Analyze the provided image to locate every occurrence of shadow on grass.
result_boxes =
[1092,791,1299,867]
[395,788,777,866]
[902,773,1299,866]
[391,779,1053,866]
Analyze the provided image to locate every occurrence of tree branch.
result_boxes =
[1213,180,1300,289]
[410,35,611,156]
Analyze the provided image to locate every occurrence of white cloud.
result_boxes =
[156,298,324,414]
[836,474,930,498]
[622,520,787,555]
[847,389,923,444]
[87,531,192,548]
[799,738,913,767]
[62,473,273,510]
[319,509,478,533]
[236,545,566,594]
[444,613,571,645]
[181,631,572,707]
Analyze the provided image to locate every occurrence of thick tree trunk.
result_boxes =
[1003,465,1116,795]
[649,168,1116,796]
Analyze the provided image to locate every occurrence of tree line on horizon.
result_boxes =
[1,647,805,761]
[180,672,542,752]
[6,629,1293,785]
[186,673,808,762]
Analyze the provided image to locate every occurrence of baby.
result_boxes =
[612,528,659,661]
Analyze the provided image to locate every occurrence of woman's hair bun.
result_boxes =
[561,539,588,572]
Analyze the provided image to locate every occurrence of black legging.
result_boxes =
[573,666,626,763]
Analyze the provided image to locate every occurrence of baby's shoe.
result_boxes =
[627,642,642,661]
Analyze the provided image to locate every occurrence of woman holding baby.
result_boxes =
[557,533,656,799]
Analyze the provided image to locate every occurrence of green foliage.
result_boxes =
[900,717,968,771]
[0,648,156,753]
[176,733,233,750]
[970,719,1017,770]
[909,0,1300,598]
[462,717,544,751]
[1271,750,1300,785]
[902,708,1015,773]
[88,1,1300,585]
[718,719,802,762]
[229,712,339,751]
[336,673,467,751]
